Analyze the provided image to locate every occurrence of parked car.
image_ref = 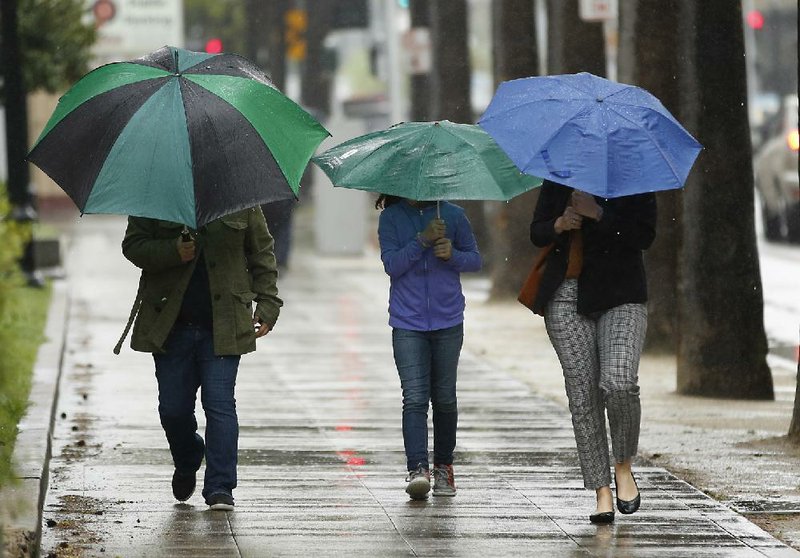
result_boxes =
[754,93,799,242]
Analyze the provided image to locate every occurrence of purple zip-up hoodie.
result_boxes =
[378,200,482,331]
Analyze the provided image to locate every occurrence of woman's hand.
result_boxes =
[420,218,446,246]
[433,238,452,260]
[571,191,603,221]
[554,206,583,234]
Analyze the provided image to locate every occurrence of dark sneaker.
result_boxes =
[172,470,196,502]
[432,464,456,496]
[172,437,204,502]
[405,465,430,500]
[207,492,235,511]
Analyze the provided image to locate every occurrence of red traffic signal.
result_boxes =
[205,38,223,54]
[746,10,764,30]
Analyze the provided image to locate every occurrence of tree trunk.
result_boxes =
[243,0,288,88]
[617,0,682,353]
[676,1,773,399]
[487,0,540,299]
[428,0,489,268]
[301,1,333,117]
[409,0,430,121]
[265,0,289,91]
[790,334,800,442]
[1,0,32,207]
[428,0,471,123]
[546,0,605,76]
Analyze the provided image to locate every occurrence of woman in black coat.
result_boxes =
[531,179,656,524]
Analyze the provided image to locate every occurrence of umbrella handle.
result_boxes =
[540,149,572,179]
[181,226,192,242]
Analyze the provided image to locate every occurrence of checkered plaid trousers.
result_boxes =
[544,279,647,489]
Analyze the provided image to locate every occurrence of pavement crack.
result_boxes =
[224,511,243,558]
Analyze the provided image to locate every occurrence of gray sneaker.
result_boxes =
[405,465,431,500]
[207,492,235,511]
[432,464,456,496]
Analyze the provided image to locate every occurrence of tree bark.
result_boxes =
[618,0,682,353]
[545,0,605,76]
[487,0,540,299]
[301,1,333,117]
[428,0,471,123]
[676,1,773,399]
[265,0,289,91]
[428,0,489,267]
[790,338,800,442]
[243,0,288,88]
[409,0,430,121]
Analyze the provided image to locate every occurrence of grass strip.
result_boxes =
[0,282,51,487]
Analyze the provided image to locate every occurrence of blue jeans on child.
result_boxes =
[153,324,240,501]
[392,323,463,471]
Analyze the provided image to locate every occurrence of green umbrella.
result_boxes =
[28,46,329,229]
[312,120,542,211]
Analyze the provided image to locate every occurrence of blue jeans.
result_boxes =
[153,325,240,501]
[392,324,463,471]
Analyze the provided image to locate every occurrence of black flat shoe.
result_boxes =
[589,511,615,524]
[616,473,641,515]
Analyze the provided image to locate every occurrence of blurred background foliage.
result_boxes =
[15,0,96,94]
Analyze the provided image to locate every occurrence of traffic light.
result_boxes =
[746,10,764,30]
[205,38,223,54]
[285,9,307,61]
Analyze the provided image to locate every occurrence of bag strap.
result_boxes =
[113,272,144,355]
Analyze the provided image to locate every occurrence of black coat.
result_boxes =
[530,180,657,316]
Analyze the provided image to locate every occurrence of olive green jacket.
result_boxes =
[117,207,282,356]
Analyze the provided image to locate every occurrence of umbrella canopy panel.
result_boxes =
[28,46,329,228]
[313,120,541,201]
[479,72,702,198]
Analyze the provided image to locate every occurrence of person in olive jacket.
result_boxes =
[531,180,656,525]
[117,207,282,511]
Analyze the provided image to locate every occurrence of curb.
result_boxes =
[1,279,69,557]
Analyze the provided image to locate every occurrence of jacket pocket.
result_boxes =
[221,212,249,230]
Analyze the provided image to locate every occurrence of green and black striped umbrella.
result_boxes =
[28,46,329,228]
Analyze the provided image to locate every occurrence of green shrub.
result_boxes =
[0,185,48,487]
[0,186,30,313]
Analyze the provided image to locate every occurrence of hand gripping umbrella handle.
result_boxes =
[540,149,572,179]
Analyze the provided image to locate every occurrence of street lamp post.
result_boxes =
[1,0,43,288]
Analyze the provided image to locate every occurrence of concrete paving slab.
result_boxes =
[30,214,800,557]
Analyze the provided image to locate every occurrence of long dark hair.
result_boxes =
[375,194,402,210]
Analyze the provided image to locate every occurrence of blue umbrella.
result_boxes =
[478,72,702,198]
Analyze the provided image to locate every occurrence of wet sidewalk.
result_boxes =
[31,214,799,557]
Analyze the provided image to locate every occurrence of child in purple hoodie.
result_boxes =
[376,195,482,500]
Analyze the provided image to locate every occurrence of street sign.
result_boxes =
[90,0,184,64]
[579,0,618,21]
